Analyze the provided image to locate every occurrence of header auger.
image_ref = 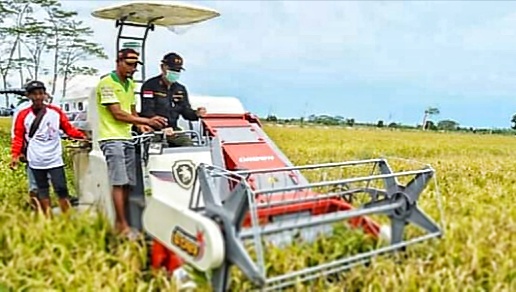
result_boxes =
[61,1,445,291]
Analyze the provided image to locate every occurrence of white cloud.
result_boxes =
[7,1,516,107]
[63,1,385,73]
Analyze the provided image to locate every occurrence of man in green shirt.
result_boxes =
[96,48,167,238]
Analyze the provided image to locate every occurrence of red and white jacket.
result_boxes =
[11,104,85,170]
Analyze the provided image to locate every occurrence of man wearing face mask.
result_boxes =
[139,52,206,147]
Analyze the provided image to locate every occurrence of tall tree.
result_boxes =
[19,16,52,80]
[0,0,107,106]
[421,107,440,131]
[42,0,79,96]
[510,114,516,130]
[0,0,32,106]
[57,19,107,99]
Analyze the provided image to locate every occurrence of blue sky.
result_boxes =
[50,1,516,128]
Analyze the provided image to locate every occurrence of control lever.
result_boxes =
[150,129,202,143]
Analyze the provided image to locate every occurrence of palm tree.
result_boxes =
[421,107,440,130]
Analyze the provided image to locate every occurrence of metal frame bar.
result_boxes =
[263,232,442,291]
[253,168,433,195]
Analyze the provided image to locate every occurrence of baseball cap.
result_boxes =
[25,80,46,93]
[117,48,143,65]
[161,52,185,71]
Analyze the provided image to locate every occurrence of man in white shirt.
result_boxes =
[10,81,86,215]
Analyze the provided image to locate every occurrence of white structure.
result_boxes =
[59,75,100,113]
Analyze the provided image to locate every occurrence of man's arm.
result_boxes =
[179,86,200,121]
[106,103,151,125]
[11,110,27,160]
[57,107,86,139]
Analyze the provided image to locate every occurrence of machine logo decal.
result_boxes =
[171,160,195,189]
[170,226,205,261]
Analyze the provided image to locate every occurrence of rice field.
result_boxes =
[0,117,514,291]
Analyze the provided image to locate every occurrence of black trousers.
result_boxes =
[30,166,69,200]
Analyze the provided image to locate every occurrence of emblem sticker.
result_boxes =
[171,160,196,189]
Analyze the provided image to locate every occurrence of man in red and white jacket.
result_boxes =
[11,92,51,211]
[10,80,86,215]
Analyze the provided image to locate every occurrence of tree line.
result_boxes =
[266,114,461,130]
[265,106,516,136]
[265,106,454,130]
[0,0,107,107]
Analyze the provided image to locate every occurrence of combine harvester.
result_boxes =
[65,1,444,291]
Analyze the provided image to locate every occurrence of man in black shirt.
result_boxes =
[139,52,206,147]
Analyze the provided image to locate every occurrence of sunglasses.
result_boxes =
[124,61,139,68]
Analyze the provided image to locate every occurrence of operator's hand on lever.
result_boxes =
[163,127,175,136]
[147,116,168,128]
[137,125,154,133]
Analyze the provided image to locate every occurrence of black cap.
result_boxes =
[117,48,143,65]
[161,52,185,71]
[25,80,46,93]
